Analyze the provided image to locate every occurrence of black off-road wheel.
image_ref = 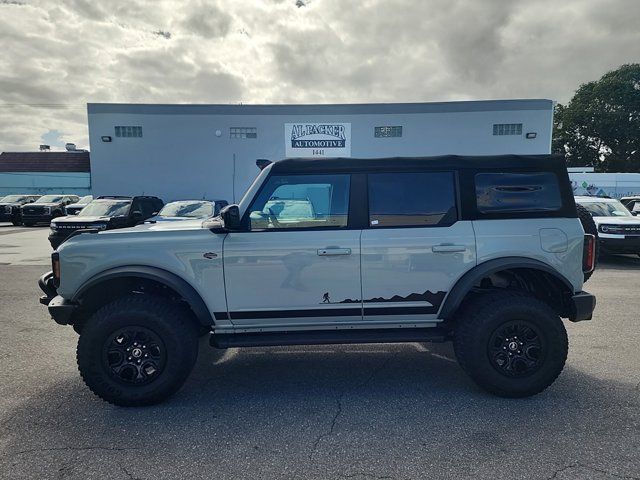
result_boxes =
[77,295,199,407]
[576,203,599,282]
[453,292,568,398]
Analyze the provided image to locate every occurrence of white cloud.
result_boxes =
[0,0,638,151]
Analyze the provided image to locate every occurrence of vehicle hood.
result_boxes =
[147,215,204,222]
[101,218,208,234]
[0,202,20,207]
[592,216,640,226]
[52,215,112,225]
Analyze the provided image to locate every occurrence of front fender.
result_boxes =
[73,266,216,326]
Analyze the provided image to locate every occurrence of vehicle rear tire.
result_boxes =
[453,291,568,398]
[77,295,199,407]
[576,203,599,282]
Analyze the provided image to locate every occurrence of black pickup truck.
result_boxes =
[48,195,164,249]
[0,194,41,225]
[20,194,79,226]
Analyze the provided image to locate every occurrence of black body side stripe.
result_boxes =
[228,308,363,319]
[363,306,438,316]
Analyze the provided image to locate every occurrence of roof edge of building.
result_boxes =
[87,99,554,116]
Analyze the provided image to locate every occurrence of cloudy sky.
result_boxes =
[0,0,638,151]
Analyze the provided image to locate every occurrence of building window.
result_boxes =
[475,172,561,213]
[230,127,257,139]
[493,123,522,136]
[374,126,402,138]
[115,126,143,138]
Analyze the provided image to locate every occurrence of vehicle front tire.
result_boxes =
[77,295,199,407]
[453,292,568,398]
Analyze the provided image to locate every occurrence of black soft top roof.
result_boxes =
[270,154,567,174]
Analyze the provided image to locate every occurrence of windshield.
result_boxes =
[580,200,632,217]
[78,200,131,217]
[35,195,64,203]
[158,201,213,218]
[0,195,27,203]
[76,195,93,204]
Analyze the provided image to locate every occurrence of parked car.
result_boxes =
[38,155,596,406]
[48,195,164,249]
[575,195,640,255]
[65,195,94,215]
[147,199,228,223]
[0,194,41,225]
[21,194,79,226]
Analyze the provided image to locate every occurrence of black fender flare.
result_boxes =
[72,266,215,326]
[438,257,575,319]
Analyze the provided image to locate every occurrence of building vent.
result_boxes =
[493,123,523,136]
[375,126,403,138]
[230,127,257,139]
[115,126,143,138]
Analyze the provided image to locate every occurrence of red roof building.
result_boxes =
[0,152,90,173]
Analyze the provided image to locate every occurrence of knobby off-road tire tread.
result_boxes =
[77,294,199,407]
[576,203,599,283]
[453,291,568,398]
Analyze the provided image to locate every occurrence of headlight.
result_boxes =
[600,225,625,234]
[4,206,11,213]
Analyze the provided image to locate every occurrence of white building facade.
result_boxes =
[87,100,554,202]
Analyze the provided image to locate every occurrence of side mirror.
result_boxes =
[132,210,144,222]
[220,204,242,230]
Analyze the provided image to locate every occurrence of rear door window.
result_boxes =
[367,172,457,227]
[475,172,562,213]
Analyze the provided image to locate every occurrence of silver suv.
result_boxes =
[39,155,597,406]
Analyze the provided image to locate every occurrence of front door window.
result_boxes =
[247,174,350,230]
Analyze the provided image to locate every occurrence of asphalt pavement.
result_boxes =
[0,223,639,479]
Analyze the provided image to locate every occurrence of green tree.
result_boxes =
[553,64,640,172]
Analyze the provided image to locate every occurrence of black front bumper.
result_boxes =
[38,271,77,325]
[569,291,596,322]
[0,212,16,222]
[600,237,640,254]
[22,214,53,224]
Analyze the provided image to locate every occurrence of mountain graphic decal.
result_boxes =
[337,290,446,308]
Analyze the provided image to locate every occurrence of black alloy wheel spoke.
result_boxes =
[102,326,166,385]
[488,320,545,378]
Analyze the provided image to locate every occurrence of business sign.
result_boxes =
[285,123,351,158]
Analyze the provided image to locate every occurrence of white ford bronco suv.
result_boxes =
[39,155,597,406]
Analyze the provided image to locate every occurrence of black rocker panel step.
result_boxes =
[210,328,449,349]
